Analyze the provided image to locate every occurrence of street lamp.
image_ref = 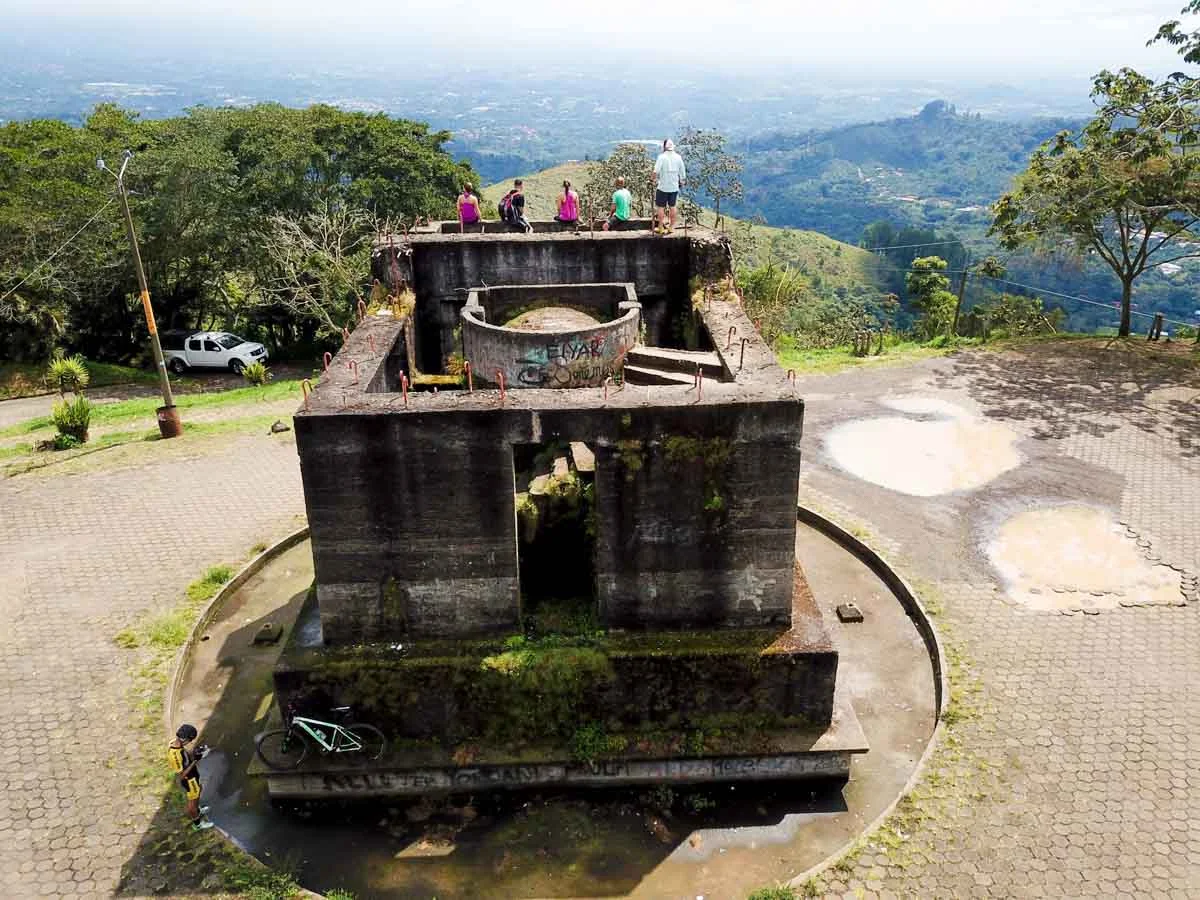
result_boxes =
[98,150,181,438]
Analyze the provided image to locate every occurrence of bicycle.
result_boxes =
[255,704,386,770]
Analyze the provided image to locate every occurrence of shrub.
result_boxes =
[46,353,89,395]
[51,433,81,451]
[51,395,92,443]
[242,361,272,386]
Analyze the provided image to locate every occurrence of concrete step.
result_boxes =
[570,442,595,474]
[627,346,724,378]
[622,364,695,387]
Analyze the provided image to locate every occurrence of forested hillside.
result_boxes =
[724,101,1199,333]
[0,104,475,362]
[732,100,1079,241]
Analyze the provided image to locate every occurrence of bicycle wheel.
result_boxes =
[345,723,386,762]
[256,728,309,770]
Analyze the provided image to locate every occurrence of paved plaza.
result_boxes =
[0,338,1196,898]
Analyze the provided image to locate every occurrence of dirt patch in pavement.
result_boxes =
[824,396,1021,497]
[986,504,1184,611]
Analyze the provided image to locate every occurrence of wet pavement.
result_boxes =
[173,526,936,899]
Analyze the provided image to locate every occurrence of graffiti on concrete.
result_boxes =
[281,752,852,798]
[516,334,626,387]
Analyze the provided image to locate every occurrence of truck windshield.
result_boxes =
[214,333,246,349]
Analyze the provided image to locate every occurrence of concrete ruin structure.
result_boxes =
[265,220,867,799]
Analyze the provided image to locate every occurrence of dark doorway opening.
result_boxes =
[512,441,597,625]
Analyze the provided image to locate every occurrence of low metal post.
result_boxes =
[464,361,473,392]
[346,360,359,384]
[357,300,367,322]
[323,352,332,373]
[400,373,409,408]
[740,338,750,370]
[726,326,736,350]
[301,379,312,411]
[496,371,506,402]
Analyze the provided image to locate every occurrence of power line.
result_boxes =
[974,274,1197,327]
[0,198,116,307]
[860,245,1196,327]
[863,239,971,252]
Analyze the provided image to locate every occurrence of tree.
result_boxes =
[1151,1,1200,64]
[906,256,957,339]
[677,127,744,230]
[256,202,377,339]
[583,144,654,218]
[0,104,476,361]
[992,68,1200,336]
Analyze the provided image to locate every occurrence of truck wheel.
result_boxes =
[168,358,187,375]
[230,359,245,375]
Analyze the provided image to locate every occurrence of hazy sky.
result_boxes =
[2,0,1192,76]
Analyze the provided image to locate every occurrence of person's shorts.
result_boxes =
[180,777,202,800]
[607,216,631,231]
[655,190,678,208]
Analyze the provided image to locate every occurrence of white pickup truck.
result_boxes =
[161,330,269,374]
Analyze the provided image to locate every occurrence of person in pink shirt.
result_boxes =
[458,183,481,229]
[555,180,579,225]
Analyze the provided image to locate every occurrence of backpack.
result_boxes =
[498,191,516,223]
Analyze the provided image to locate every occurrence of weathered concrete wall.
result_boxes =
[296,393,801,642]
[476,282,634,325]
[294,409,522,643]
[589,401,802,628]
[275,576,837,741]
[462,295,641,389]
[266,751,856,798]
[375,232,703,369]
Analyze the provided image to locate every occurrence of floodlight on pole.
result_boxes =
[99,151,181,438]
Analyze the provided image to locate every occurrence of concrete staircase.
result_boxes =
[622,346,725,386]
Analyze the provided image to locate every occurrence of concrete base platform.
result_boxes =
[253,690,867,799]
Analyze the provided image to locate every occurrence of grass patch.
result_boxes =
[774,339,959,375]
[0,378,304,439]
[0,359,158,400]
[1,413,290,478]
[748,887,801,900]
[113,546,320,896]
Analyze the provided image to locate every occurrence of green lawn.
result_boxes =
[0,378,306,439]
[773,340,961,375]
[0,359,159,400]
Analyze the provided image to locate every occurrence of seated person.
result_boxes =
[457,183,481,228]
[499,179,533,233]
[555,180,579,225]
[602,177,633,231]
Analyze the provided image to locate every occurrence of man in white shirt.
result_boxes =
[653,138,687,233]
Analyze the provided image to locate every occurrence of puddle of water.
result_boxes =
[825,401,1020,496]
[987,505,1182,610]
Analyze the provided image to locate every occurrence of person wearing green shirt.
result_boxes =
[603,177,633,231]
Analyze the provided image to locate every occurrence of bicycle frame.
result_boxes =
[291,716,363,753]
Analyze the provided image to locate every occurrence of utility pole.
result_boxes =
[951,251,971,339]
[99,151,181,438]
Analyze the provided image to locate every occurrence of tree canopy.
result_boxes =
[991,69,1200,336]
[0,104,475,360]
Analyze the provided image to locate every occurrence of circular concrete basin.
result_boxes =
[173,522,938,899]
